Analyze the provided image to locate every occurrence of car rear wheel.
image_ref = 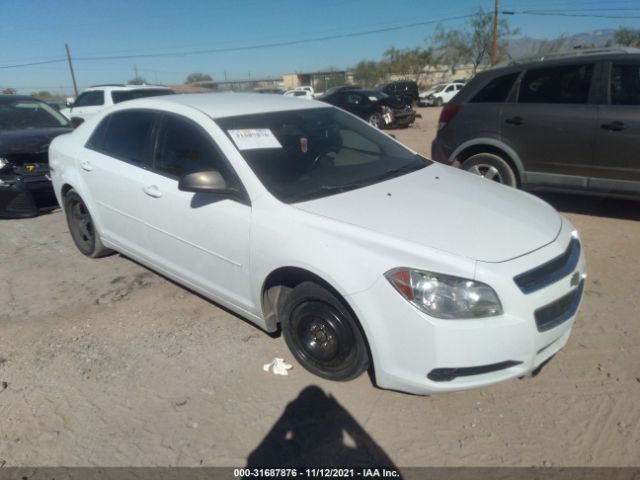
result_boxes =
[64,189,112,258]
[282,282,369,381]
[367,112,382,129]
[435,97,443,107]
[461,153,517,188]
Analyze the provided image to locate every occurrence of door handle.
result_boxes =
[80,160,93,172]
[505,116,524,126]
[142,185,162,198]
[601,121,626,132]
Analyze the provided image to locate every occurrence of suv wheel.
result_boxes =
[434,97,443,107]
[461,153,517,188]
[281,282,369,381]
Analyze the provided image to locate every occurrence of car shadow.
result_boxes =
[534,192,640,221]
[246,385,399,471]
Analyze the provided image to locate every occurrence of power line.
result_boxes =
[0,14,473,69]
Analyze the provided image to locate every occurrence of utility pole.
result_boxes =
[65,43,79,98]
[134,64,139,79]
[490,0,499,66]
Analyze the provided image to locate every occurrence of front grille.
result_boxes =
[514,238,581,294]
[534,280,584,332]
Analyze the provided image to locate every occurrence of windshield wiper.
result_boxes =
[374,162,425,182]
[287,183,367,203]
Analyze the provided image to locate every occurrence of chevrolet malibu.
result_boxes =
[49,94,586,395]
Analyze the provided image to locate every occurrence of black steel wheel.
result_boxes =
[63,189,112,257]
[282,282,369,381]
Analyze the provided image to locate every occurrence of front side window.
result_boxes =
[74,91,104,107]
[100,110,155,164]
[470,72,520,103]
[153,114,228,178]
[610,63,640,106]
[519,64,594,104]
[0,99,70,130]
[216,107,428,203]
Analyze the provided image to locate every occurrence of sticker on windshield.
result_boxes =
[228,129,282,150]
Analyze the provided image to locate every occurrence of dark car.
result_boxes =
[376,80,419,106]
[0,95,73,218]
[318,88,417,129]
[432,48,640,199]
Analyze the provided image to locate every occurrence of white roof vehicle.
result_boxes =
[418,82,465,106]
[49,93,586,395]
[283,89,314,99]
[59,84,173,126]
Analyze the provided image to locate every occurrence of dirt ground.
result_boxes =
[1,107,639,468]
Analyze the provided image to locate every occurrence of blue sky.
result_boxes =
[1,0,639,94]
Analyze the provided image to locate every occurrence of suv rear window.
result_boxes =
[519,64,594,104]
[470,72,519,103]
[111,89,173,104]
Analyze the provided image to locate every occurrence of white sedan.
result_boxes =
[49,93,586,395]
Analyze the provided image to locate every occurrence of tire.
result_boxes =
[63,189,112,258]
[434,97,443,107]
[367,112,382,129]
[281,282,369,381]
[461,153,518,188]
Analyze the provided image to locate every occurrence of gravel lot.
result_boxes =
[1,106,639,468]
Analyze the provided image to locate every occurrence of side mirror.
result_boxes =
[70,117,84,128]
[178,170,230,195]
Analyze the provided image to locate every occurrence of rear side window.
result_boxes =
[519,64,594,104]
[610,63,640,106]
[101,110,156,164]
[470,72,519,103]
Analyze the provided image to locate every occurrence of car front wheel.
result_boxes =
[282,282,369,381]
[461,153,517,188]
[367,112,382,129]
[64,189,112,258]
[434,97,443,106]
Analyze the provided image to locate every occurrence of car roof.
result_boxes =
[116,92,330,118]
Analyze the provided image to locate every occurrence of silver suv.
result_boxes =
[432,49,640,200]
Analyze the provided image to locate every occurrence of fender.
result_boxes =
[448,137,527,183]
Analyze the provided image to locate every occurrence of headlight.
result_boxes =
[385,268,503,319]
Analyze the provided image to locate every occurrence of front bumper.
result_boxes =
[346,221,586,395]
[390,110,416,128]
[0,175,58,218]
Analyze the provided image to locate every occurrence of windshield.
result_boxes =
[364,90,389,101]
[0,99,70,130]
[216,107,429,203]
[111,89,173,104]
[432,85,446,93]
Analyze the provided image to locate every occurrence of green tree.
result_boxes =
[614,27,640,47]
[30,90,53,99]
[435,7,518,73]
[352,60,386,88]
[185,72,213,84]
[383,46,434,83]
[127,76,147,85]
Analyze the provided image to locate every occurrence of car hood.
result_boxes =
[0,127,72,157]
[293,164,562,263]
